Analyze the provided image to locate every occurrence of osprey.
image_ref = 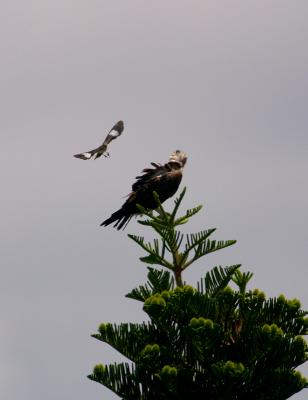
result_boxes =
[74,120,124,160]
[101,150,187,230]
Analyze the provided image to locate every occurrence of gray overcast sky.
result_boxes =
[1,1,307,399]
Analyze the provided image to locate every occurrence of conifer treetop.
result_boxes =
[128,187,237,286]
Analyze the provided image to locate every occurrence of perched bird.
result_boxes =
[101,150,187,230]
[74,120,124,160]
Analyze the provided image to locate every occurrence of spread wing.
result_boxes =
[101,120,124,147]
[74,120,124,160]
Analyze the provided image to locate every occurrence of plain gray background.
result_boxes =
[1,1,307,399]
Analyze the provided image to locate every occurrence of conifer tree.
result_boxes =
[88,188,308,399]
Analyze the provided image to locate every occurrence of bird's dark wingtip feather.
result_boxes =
[74,153,91,160]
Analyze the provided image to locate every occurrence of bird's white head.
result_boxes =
[168,150,187,169]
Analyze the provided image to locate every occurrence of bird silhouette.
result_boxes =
[74,120,124,160]
[101,150,187,230]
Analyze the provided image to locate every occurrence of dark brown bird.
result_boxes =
[101,150,187,230]
[74,120,124,160]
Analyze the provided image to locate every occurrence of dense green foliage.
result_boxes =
[89,189,307,399]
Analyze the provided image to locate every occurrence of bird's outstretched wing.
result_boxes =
[74,120,124,160]
[101,151,187,230]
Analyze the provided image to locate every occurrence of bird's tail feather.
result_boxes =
[117,215,132,230]
[100,209,131,230]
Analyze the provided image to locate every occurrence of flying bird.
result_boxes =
[101,150,187,230]
[74,120,124,160]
